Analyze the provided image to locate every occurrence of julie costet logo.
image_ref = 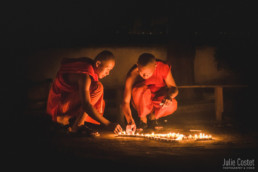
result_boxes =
[222,158,255,170]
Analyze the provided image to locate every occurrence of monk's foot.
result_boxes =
[68,125,100,137]
[148,119,163,130]
[136,120,148,132]
[51,123,71,135]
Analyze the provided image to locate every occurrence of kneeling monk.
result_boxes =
[47,50,122,133]
[122,53,178,132]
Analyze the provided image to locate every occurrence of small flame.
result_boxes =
[117,130,212,141]
[176,134,184,140]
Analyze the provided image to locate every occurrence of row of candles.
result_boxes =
[117,131,212,142]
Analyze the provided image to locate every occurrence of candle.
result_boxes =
[117,130,212,141]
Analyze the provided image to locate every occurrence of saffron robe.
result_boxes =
[46,57,104,125]
[131,60,177,119]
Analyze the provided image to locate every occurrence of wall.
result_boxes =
[26,45,237,89]
[194,46,233,84]
[26,46,167,87]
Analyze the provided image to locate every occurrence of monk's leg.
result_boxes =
[69,110,89,133]
[56,90,81,126]
[65,107,98,134]
[152,95,178,119]
[132,84,153,125]
[90,81,105,113]
[149,111,156,120]
[57,81,105,127]
[84,81,105,124]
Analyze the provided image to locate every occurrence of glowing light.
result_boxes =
[117,131,212,141]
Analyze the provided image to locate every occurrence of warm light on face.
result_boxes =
[137,63,156,79]
[96,60,115,79]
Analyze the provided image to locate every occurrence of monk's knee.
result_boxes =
[132,85,149,98]
[172,98,178,110]
[167,98,177,114]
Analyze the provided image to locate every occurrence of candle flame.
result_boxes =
[117,130,212,141]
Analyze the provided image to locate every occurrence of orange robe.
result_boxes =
[131,61,177,119]
[46,57,104,125]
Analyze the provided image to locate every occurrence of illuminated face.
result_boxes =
[137,62,156,79]
[95,59,115,79]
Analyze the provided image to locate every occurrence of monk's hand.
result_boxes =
[109,123,123,134]
[126,123,136,135]
[160,96,172,108]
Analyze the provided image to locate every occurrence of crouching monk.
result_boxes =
[47,50,122,134]
[122,53,178,132]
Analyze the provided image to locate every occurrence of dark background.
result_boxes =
[2,0,256,164]
[4,1,255,118]
[3,1,256,46]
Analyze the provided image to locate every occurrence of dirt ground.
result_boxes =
[5,112,258,172]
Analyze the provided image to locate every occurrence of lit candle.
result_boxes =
[194,134,198,139]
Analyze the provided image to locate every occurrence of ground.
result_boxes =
[6,111,258,172]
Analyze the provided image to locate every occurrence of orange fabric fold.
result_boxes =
[46,57,104,125]
[131,61,177,119]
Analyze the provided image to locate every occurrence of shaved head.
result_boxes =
[94,50,115,79]
[95,50,115,62]
[137,53,156,79]
[137,53,156,66]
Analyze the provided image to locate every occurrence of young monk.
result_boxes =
[47,50,122,134]
[122,53,178,133]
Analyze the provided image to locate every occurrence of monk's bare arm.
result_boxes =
[165,71,179,99]
[78,74,111,126]
[122,69,138,125]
